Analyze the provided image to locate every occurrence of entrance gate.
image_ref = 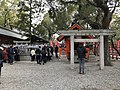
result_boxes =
[57,30,115,70]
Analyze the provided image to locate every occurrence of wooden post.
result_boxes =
[70,35,74,69]
[100,35,104,69]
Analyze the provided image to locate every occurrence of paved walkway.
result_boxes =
[0,55,120,90]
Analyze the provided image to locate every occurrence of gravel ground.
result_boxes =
[0,55,120,90]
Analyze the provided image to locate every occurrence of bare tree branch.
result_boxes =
[105,0,109,4]
[86,0,97,7]
[111,38,120,56]
[87,0,109,15]
[95,9,102,23]
[111,1,118,14]
[60,0,78,5]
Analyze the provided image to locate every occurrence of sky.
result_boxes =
[114,7,120,16]
[32,0,50,25]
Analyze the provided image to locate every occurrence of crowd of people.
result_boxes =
[29,43,90,74]
[0,44,63,83]
[0,46,20,65]
[30,45,54,65]
[29,44,63,65]
[0,45,20,84]
[0,43,91,84]
[0,44,63,67]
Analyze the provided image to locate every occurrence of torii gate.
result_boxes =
[57,30,115,70]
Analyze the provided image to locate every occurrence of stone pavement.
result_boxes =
[0,55,120,90]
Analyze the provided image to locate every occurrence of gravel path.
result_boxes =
[0,56,120,90]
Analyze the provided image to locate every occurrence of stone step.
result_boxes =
[88,55,99,61]
[20,55,31,61]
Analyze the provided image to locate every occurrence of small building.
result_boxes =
[0,26,28,45]
[57,24,115,69]
[31,35,49,44]
[0,26,49,45]
[57,23,93,60]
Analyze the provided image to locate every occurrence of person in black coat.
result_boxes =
[77,43,87,74]
[55,45,58,58]
[50,46,53,56]
[41,45,47,65]
[0,47,4,84]
[35,46,41,64]
[14,47,20,61]
[46,46,52,61]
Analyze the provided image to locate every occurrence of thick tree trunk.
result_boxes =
[104,36,112,66]
[102,12,112,66]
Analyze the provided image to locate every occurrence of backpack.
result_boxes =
[42,49,46,55]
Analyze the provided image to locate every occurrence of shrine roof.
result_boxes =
[57,23,82,41]
[0,26,28,40]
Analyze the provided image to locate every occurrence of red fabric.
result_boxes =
[3,50,8,61]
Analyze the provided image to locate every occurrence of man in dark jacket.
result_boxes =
[35,46,41,64]
[77,43,87,74]
[41,45,47,65]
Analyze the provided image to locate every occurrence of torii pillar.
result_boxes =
[100,35,104,69]
[70,35,74,69]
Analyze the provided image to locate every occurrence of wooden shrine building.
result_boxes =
[0,26,28,45]
[57,24,115,70]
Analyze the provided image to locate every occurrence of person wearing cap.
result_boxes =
[0,46,4,84]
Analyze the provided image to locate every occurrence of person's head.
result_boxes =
[78,43,83,48]
[59,46,62,48]
[85,45,89,48]
[10,46,13,48]
[39,46,41,48]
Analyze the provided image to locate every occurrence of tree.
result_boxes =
[15,1,31,34]
[110,15,120,37]
[0,0,18,29]
[45,0,120,66]
[110,14,120,56]
[85,0,119,66]
[34,24,48,39]
[40,13,56,40]
[15,0,47,39]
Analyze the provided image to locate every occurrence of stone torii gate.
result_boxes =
[57,30,116,70]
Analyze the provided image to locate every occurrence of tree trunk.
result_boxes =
[48,29,51,40]
[102,12,112,66]
[104,36,112,66]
